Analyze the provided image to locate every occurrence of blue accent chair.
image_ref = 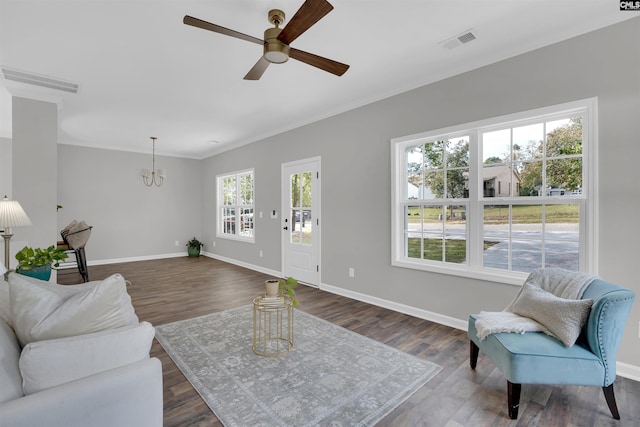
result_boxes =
[468,279,635,419]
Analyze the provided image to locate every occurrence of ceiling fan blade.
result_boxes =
[244,57,270,80]
[183,15,264,45]
[289,48,349,76]
[277,0,334,45]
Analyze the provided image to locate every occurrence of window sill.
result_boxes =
[216,234,255,244]
[392,258,527,287]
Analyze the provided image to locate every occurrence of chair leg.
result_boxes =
[470,341,479,369]
[507,381,521,419]
[602,384,620,420]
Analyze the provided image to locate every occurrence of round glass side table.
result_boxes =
[252,295,294,357]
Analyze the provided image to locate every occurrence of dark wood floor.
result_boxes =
[58,257,640,426]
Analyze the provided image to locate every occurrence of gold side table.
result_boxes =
[252,295,294,357]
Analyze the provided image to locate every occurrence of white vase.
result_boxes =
[265,280,279,297]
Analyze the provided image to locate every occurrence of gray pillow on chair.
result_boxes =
[510,283,593,347]
[65,220,91,249]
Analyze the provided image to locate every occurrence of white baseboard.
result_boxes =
[80,252,640,382]
[84,252,187,267]
[202,251,282,278]
[319,282,468,331]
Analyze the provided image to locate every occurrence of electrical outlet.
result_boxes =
[259,250,263,258]
[348,267,355,278]
[175,240,179,246]
[213,241,216,247]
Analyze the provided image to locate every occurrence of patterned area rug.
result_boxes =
[155,305,441,427]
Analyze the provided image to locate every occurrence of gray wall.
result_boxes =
[202,18,640,367]
[12,98,58,254]
[57,145,203,261]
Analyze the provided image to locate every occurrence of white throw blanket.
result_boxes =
[475,268,599,340]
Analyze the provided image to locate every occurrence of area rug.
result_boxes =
[155,305,441,427]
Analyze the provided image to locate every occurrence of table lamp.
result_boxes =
[0,196,32,270]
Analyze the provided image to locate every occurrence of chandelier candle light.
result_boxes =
[141,136,165,187]
[0,196,32,269]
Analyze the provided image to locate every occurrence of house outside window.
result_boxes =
[217,169,254,242]
[392,99,597,284]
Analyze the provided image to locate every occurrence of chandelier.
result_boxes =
[141,137,165,187]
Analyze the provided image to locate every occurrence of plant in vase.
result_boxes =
[264,277,299,306]
[279,276,299,307]
[186,237,204,257]
[15,245,68,281]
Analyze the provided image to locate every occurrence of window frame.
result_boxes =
[391,98,598,285]
[216,168,255,243]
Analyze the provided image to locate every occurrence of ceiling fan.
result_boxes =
[183,0,349,80]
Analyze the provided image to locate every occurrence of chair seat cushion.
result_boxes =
[468,314,605,386]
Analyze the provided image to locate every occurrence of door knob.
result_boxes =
[283,226,288,230]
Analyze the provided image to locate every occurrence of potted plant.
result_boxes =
[15,245,68,281]
[186,237,204,257]
[279,276,299,307]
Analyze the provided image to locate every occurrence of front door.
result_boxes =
[281,157,320,286]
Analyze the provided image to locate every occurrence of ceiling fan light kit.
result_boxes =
[183,0,349,80]
[263,12,289,64]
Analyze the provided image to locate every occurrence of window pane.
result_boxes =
[513,123,543,162]
[447,168,468,198]
[301,172,312,207]
[547,158,582,192]
[423,206,443,233]
[512,205,542,235]
[546,118,582,157]
[290,174,300,209]
[423,141,444,170]
[545,241,579,270]
[481,164,516,197]
[223,207,235,234]
[223,177,236,205]
[407,236,423,259]
[239,174,253,205]
[239,208,254,237]
[407,146,423,199]
[484,205,509,236]
[424,171,444,199]
[446,137,469,168]
[545,204,579,240]
[483,129,510,164]
[406,206,422,233]
[484,238,508,270]
[444,205,467,264]
[516,161,543,197]
[512,240,543,273]
[423,235,444,261]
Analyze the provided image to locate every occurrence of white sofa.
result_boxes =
[0,273,163,427]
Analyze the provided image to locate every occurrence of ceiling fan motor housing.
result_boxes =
[263,27,289,63]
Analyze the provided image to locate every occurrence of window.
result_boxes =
[392,99,597,284]
[217,169,254,241]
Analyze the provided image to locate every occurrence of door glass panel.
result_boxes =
[289,172,312,246]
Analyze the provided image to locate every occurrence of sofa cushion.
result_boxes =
[0,278,11,327]
[20,321,155,395]
[510,282,593,347]
[9,273,138,346]
[0,319,23,403]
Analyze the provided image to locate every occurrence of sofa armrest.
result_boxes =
[0,358,163,427]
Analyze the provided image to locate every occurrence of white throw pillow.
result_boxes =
[9,273,138,346]
[510,283,593,347]
[20,321,155,395]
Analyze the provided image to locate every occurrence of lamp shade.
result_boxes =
[0,196,32,228]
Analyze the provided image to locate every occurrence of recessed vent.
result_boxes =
[1,66,79,94]
[440,29,477,50]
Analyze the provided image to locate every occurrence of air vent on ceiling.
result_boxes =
[440,29,477,50]
[1,66,79,94]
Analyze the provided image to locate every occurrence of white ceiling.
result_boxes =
[0,1,635,159]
